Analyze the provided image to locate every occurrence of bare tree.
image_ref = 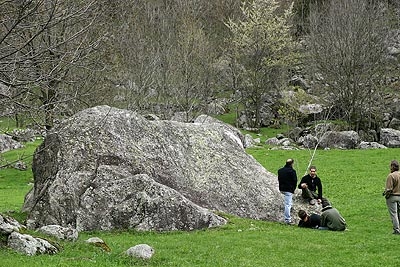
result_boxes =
[0,0,104,129]
[96,0,234,120]
[307,0,390,131]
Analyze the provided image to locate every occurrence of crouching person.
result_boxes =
[319,200,346,231]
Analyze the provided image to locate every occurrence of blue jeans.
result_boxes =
[281,191,293,223]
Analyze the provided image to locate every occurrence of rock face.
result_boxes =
[38,225,78,241]
[319,130,360,149]
[381,128,400,148]
[8,232,58,256]
[24,106,282,231]
[0,214,25,234]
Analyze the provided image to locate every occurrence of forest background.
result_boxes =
[1,0,400,133]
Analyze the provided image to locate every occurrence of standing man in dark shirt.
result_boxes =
[298,166,323,205]
[278,158,298,224]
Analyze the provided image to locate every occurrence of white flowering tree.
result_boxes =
[225,0,298,128]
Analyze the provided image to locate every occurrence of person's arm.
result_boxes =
[298,175,306,189]
[317,177,323,199]
[384,174,394,198]
[385,174,394,191]
[320,212,326,227]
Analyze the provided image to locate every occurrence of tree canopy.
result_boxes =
[0,0,398,131]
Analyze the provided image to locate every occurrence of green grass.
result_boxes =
[0,140,40,213]
[2,136,400,266]
[214,112,238,127]
[242,125,290,143]
[213,112,289,143]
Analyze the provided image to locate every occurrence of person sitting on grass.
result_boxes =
[319,200,347,231]
[297,210,321,229]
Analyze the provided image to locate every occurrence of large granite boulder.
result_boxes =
[380,128,400,148]
[24,106,282,231]
[319,130,360,149]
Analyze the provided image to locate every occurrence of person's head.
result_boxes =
[285,158,294,167]
[390,160,399,173]
[309,166,317,178]
[298,210,308,220]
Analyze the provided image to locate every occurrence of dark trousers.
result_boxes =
[301,188,328,203]
[301,188,318,200]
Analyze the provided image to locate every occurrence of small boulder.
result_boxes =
[38,225,78,241]
[0,213,25,234]
[126,244,155,259]
[7,232,58,256]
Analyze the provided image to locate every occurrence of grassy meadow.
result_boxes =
[1,124,400,266]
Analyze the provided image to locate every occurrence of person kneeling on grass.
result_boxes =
[319,200,347,231]
[298,210,320,229]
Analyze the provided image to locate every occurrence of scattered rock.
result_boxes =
[38,225,78,241]
[126,244,155,259]
[0,213,25,234]
[86,237,111,252]
[7,232,58,256]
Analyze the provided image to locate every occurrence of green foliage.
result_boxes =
[226,0,296,68]
[242,125,290,143]
[214,112,238,127]
[213,102,244,127]
[225,0,299,128]
[277,87,313,127]
[215,110,289,143]
[0,117,17,131]
[2,135,400,266]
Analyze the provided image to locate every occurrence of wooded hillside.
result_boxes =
[1,0,399,132]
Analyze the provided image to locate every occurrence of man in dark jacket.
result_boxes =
[278,158,297,224]
[319,200,346,231]
[298,210,321,229]
[298,166,323,205]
